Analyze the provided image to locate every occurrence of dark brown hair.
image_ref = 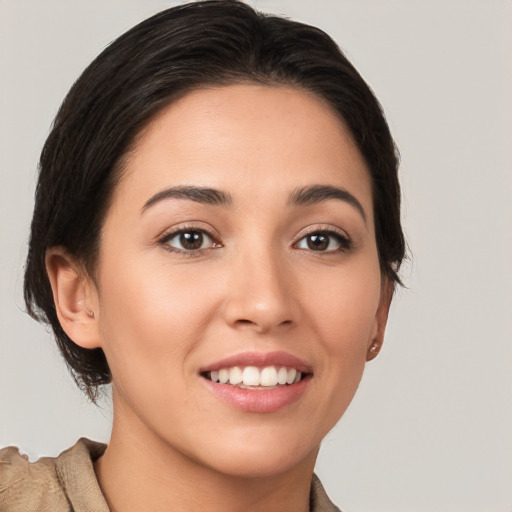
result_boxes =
[24,0,405,401]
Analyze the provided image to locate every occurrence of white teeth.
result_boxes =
[229,366,243,385]
[260,366,278,387]
[219,369,229,384]
[277,367,288,385]
[242,366,261,386]
[208,366,304,386]
[286,368,297,384]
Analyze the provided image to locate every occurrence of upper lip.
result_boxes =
[200,351,312,374]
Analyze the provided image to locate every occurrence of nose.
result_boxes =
[222,248,298,334]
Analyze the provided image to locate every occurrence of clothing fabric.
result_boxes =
[0,438,341,511]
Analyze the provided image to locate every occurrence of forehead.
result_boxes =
[112,84,372,216]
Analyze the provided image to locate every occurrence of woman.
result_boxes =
[0,1,404,510]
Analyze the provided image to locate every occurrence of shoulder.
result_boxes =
[310,473,343,512]
[0,438,108,512]
[0,444,70,511]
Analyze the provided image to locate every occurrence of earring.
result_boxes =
[368,340,380,355]
[86,310,95,318]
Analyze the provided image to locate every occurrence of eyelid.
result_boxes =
[292,224,353,251]
[157,222,222,254]
[157,221,220,240]
[293,224,350,241]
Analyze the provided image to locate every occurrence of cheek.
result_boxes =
[301,256,382,416]
[95,255,221,380]
[304,259,382,351]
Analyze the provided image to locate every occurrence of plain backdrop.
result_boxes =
[1,1,511,511]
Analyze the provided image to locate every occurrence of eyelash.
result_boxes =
[158,225,353,255]
[293,227,353,253]
[158,226,222,256]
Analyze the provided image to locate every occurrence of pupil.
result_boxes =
[180,231,203,250]
[308,234,328,251]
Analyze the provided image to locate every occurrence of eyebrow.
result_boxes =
[141,183,366,223]
[142,185,232,213]
[289,185,367,223]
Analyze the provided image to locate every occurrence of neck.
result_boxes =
[94,391,317,512]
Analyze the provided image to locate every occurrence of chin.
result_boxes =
[208,445,317,480]
[186,426,320,479]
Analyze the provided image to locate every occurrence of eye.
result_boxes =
[295,230,351,252]
[160,229,219,252]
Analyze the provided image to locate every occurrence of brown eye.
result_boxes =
[307,234,329,251]
[179,231,204,250]
[295,230,351,252]
[163,229,216,252]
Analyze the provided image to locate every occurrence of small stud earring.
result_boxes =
[86,310,95,318]
[369,341,380,354]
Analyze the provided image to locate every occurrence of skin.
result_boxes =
[47,85,392,512]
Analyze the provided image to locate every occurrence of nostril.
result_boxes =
[223,296,297,333]
[234,318,294,331]
[236,319,255,326]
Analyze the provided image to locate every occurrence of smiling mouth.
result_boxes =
[201,365,308,389]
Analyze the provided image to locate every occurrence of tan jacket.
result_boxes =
[0,438,341,511]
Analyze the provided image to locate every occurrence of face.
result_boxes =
[87,85,390,478]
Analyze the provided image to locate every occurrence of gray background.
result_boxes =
[1,1,511,510]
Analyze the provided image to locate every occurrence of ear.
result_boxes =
[45,247,101,349]
[366,277,394,361]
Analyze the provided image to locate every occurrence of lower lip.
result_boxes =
[202,377,310,413]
